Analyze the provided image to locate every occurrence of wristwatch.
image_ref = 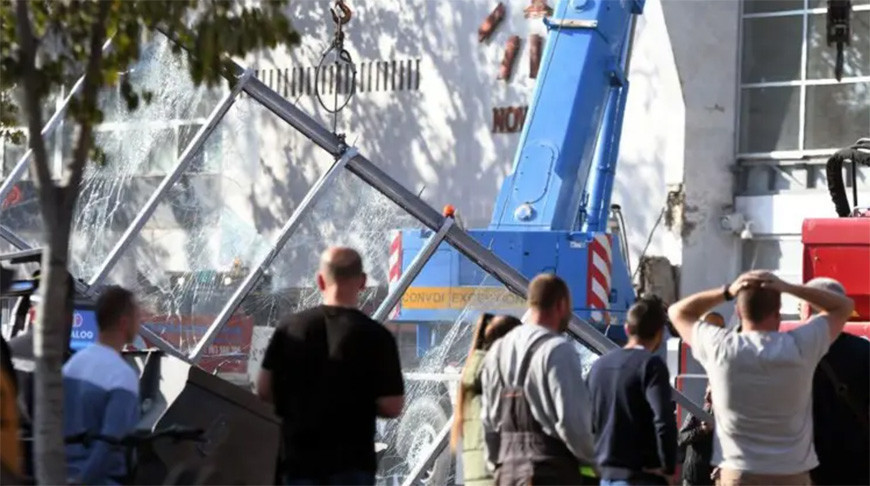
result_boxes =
[723,284,734,301]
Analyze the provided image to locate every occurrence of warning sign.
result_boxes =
[401,287,526,310]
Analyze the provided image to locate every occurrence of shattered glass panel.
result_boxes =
[0,129,63,247]
[101,95,334,383]
[0,179,42,248]
[232,168,426,386]
[69,35,229,280]
[231,178,600,485]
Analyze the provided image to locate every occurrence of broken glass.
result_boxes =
[68,36,229,280]
[100,94,335,382]
[0,129,63,248]
[228,167,426,387]
[0,34,227,264]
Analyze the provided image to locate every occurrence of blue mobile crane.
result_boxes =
[391,0,642,354]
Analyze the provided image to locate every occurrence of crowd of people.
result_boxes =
[1,246,868,486]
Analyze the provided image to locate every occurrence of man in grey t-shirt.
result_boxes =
[668,270,854,486]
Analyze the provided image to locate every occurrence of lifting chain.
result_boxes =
[315,0,357,138]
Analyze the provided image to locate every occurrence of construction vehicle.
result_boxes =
[382,0,643,479]
[780,139,870,335]
[389,0,639,343]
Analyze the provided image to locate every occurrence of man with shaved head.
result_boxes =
[257,247,404,485]
[669,270,854,486]
[799,277,869,486]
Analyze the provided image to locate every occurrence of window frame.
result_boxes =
[737,1,870,159]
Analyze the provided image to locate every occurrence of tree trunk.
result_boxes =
[32,215,73,485]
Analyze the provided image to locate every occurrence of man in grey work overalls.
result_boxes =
[480,273,596,485]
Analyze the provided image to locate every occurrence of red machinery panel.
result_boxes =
[803,217,870,321]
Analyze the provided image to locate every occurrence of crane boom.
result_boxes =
[489,0,642,232]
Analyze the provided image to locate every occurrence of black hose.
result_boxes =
[826,138,870,217]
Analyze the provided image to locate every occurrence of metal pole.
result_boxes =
[86,69,255,291]
[371,218,453,322]
[187,148,358,362]
[0,225,31,251]
[0,39,113,205]
[242,79,342,157]
[138,325,189,361]
[401,418,452,486]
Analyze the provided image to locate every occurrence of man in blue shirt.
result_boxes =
[587,295,677,486]
[63,286,141,485]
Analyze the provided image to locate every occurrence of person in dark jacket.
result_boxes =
[799,277,869,486]
[679,385,714,486]
[587,295,677,486]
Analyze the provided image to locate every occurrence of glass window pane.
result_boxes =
[739,86,801,152]
[807,11,870,79]
[1,139,26,180]
[805,82,870,149]
[741,16,803,83]
[100,95,335,381]
[0,180,42,247]
[0,34,231,273]
[744,0,804,14]
[67,35,230,280]
[225,168,427,385]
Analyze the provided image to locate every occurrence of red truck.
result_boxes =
[779,215,870,336]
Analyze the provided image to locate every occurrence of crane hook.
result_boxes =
[330,0,352,26]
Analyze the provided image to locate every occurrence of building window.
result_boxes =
[739,0,870,157]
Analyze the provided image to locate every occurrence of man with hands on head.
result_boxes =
[668,270,854,486]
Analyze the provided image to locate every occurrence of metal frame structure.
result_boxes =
[86,69,255,291]
[738,1,870,159]
[0,39,112,205]
[1,31,710,485]
[188,147,358,361]
[371,218,454,322]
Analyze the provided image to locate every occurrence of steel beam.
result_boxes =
[242,79,342,157]
[371,218,454,322]
[138,325,189,361]
[187,148,358,362]
[86,69,254,291]
[0,39,113,205]
[0,225,31,252]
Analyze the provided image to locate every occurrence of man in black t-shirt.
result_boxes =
[257,247,404,485]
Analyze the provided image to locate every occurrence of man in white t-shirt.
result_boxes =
[668,270,854,486]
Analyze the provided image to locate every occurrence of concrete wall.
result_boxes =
[661,0,742,305]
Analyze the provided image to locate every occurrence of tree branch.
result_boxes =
[63,0,111,211]
[14,0,56,209]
